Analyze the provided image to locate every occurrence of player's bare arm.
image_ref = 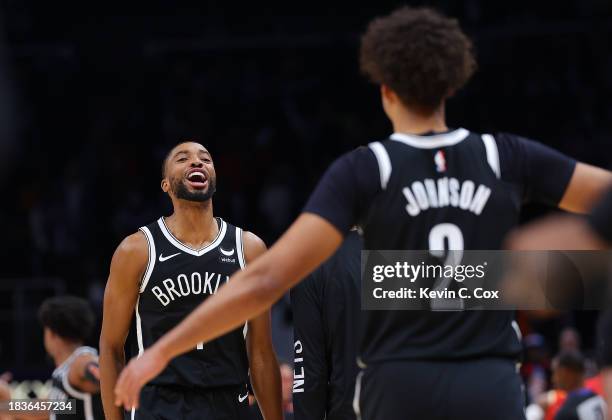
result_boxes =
[242,231,283,420]
[68,353,101,394]
[558,162,612,213]
[115,213,342,409]
[100,232,147,419]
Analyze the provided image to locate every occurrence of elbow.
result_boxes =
[98,335,111,353]
[99,335,122,360]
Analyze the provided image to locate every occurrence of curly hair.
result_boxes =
[360,6,476,114]
[38,296,95,342]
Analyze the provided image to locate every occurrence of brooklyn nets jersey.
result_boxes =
[304,128,576,363]
[48,346,104,420]
[291,231,362,420]
[134,217,249,389]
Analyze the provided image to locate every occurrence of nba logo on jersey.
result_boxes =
[434,150,446,172]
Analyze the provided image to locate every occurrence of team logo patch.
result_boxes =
[434,150,446,173]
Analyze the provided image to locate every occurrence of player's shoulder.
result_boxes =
[478,131,542,154]
[237,229,267,262]
[117,231,149,254]
[333,144,378,168]
[241,230,266,250]
[484,131,549,170]
[111,231,149,270]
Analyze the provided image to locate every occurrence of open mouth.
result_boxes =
[186,170,208,189]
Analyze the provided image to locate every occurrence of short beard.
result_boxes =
[172,178,216,202]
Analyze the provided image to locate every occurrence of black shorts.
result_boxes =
[355,358,525,420]
[127,384,251,420]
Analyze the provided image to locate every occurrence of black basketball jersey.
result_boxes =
[133,217,249,389]
[304,128,576,364]
[360,130,522,363]
[291,231,362,420]
[48,346,104,420]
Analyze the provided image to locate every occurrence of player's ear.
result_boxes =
[47,328,58,342]
[161,178,169,192]
[381,85,398,102]
[381,84,397,117]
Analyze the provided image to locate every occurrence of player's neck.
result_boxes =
[166,200,218,247]
[53,342,80,367]
[390,104,448,135]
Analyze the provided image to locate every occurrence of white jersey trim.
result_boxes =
[62,375,94,420]
[138,227,156,293]
[577,395,606,419]
[482,134,501,179]
[390,128,469,149]
[157,217,227,256]
[235,227,246,270]
[353,371,364,420]
[135,296,144,356]
[57,347,96,420]
[235,227,249,339]
[368,142,392,190]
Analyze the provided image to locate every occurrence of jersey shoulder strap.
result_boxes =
[481,133,501,179]
[219,220,247,269]
[368,141,392,190]
[138,220,159,293]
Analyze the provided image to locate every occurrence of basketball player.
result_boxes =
[40,296,104,420]
[291,230,361,420]
[99,141,282,420]
[115,7,612,419]
[551,352,606,420]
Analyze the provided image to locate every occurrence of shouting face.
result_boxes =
[162,142,217,202]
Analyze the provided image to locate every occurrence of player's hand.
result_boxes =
[87,363,100,381]
[114,347,167,410]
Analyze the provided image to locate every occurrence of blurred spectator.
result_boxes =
[523,334,552,404]
[550,352,606,420]
[559,328,582,354]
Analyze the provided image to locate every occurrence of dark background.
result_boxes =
[0,0,611,384]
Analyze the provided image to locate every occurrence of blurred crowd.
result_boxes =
[0,0,611,385]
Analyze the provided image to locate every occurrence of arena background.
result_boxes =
[0,0,611,402]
